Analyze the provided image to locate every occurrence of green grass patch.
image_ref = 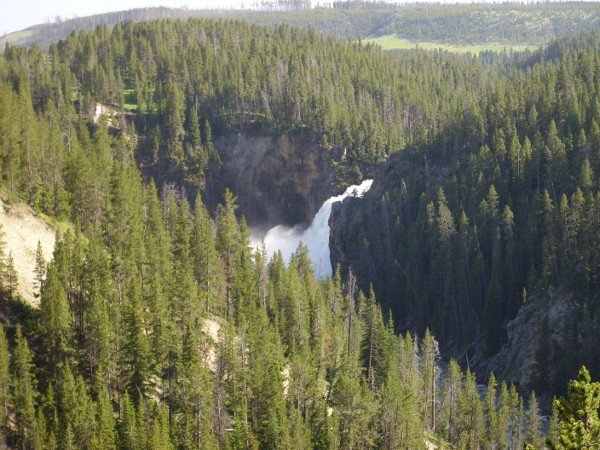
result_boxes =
[0,29,34,49]
[362,35,536,54]
[123,89,138,111]
[1,29,34,42]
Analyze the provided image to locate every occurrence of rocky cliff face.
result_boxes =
[206,132,344,229]
[484,286,580,392]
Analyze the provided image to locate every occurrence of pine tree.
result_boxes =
[438,359,462,444]
[93,376,116,449]
[176,323,218,449]
[0,225,5,278]
[118,393,140,450]
[247,308,290,449]
[168,194,201,335]
[484,372,498,449]
[148,403,173,450]
[496,381,510,449]
[216,190,243,318]
[421,328,440,433]
[191,193,224,314]
[508,384,525,449]
[57,364,96,448]
[330,370,378,449]
[5,252,18,301]
[82,244,113,385]
[526,391,544,449]
[380,325,423,449]
[549,366,600,449]
[360,287,386,391]
[289,407,313,450]
[228,403,259,450]
[33,241,46,299]
[12,326,39,449]
[39,264,73,372]
[0,326,9,447]
[40,383,59,448]
[141,181,172,381]
[456,369,483,448]
[122,278,153,404]
[164,79,185,161]
[201,119,212,147]
[396,331,424,448]
[186,106,201,150]
[547,398,560,448]
[580,158,594,191]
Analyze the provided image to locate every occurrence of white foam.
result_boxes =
[251,179,373,278]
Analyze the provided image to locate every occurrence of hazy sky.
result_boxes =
[1,0,585,37]
[1,0,243,36]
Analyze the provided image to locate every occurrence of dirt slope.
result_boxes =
[0,195,57,306]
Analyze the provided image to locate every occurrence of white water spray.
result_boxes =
[251,179,373,278]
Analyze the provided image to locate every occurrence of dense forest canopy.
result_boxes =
[333,29,600,394]
[0,10,599,449]
[1,17,501,198]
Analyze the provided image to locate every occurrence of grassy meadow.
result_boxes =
[362,35,536,54]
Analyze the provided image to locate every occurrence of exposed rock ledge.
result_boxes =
[484,286,579,391]
[206,132,345,229]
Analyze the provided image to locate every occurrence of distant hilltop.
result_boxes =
[3,2,600,50]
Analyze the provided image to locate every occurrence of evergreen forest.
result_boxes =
[0,9,600,449]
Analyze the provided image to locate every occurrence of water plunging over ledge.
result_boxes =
[251,179,373,278]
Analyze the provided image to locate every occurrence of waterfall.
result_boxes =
[251,179,373,278]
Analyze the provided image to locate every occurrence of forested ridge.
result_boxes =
[4,2,600,50]
[0,65,548,449]
[0,14,599,449]
[1,17,498,203]
[333,30,600,396]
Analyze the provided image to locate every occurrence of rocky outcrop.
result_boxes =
[206,132,345,228]
[484,286,579,390]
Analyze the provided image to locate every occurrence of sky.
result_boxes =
[0,0,526,37]
[0,0,242,36]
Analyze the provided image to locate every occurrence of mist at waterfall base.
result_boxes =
[250,180,373,278]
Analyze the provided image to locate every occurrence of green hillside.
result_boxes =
[0,11,599,449]
[362,35,536,54]
[3,3,600,50]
